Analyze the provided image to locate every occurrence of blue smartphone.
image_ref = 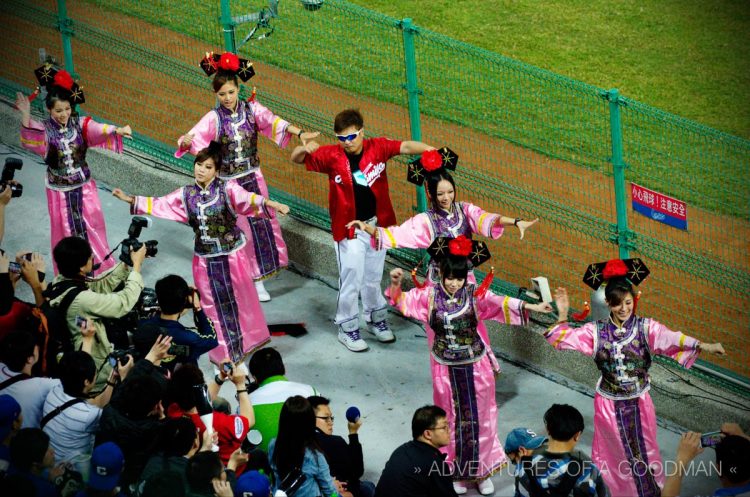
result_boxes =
[700,431,723,448]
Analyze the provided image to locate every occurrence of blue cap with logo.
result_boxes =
[504,427,547,454]
[235,470,271,497]
[88,442,125,491]
[0,394,21,441]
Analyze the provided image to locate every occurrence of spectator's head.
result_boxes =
[544,404,584,444]
[155,274,191,316]
[9,428,54,473]
[0,394,22,443]
[187,452,226,494]
[308,395,334,436]
[716,435,750,486]
[412,405,450,449]
[87,442,125,493]
[333,109,365,154]
[249,347,284,383]
[141,470,186,497]
[53,236,93,278]
[504,427,547,464]
[159,417,200,457]
[116,375,163,420]
[166,363,205,412]
[58,351,96,397]
[0,329,39,373]
[426,171,457,212]
[235,470,271,497]
[273,396,318,480]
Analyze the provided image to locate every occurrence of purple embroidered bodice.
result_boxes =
[183,181,245,256]
[594,315,652,400]
[44,117,91,190]
[426,202,472,283]
[429,284,484,364]
[215,102,260,179]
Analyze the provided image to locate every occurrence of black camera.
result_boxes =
[108,347,135,368]
[1,158,23,198]
[119,216,158,266]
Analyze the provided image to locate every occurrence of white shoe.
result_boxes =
[477,478,495,495]
[367,320,395,343]
[337,330,369,352]
[255,281,271,302]
[453,481,468,495]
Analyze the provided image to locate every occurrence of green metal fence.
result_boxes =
[0,0,747,389]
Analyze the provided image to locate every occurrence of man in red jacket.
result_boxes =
[291,109,434,352]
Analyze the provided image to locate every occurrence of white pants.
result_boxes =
[334,225,388,331]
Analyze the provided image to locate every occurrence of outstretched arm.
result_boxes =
[399,141,435,155]
[291,140,320,164]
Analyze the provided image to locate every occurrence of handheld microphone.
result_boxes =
[346,406,361,423]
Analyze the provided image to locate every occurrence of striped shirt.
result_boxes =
[42,383,101,464]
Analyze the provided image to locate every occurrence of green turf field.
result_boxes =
[347,0,750,139]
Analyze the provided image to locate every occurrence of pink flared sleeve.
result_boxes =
[475,291,529,325]
[81,117,124,153]
[646,318,701,368]
[543,321,596,356]
[386,285,431,323]
[372,213,433,250]
[226,180,267,217]
[131,188,189,223]
[250,100,292,149]
[463,202,504,239]
[175,111,218,158]
[19,118,47,156]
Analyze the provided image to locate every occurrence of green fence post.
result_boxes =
[220,0,236,53]
[56,0,76,78]
[400,18,426,213]
[606,88,632,258]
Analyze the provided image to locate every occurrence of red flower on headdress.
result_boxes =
[218,52,240,72]
[448,235,472,257]
[421,150,442,172]
[52,70,75,91]
[603,259,628,280]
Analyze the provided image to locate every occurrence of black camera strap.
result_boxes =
[40,398,85,428]
[0,373,31,391]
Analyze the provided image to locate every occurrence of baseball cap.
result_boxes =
[504,427,547,454]
[88,442,124,491]
[0,394,22,440]
[235,470,271,497]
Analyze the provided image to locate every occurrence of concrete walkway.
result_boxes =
[1,142,721,496]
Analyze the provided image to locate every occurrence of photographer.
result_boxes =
[0,251,46,337]
[134,274,218,372]
[0,178,15,246]
[96,334,174,492]
[48,236,148,391]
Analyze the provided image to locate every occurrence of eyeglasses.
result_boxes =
[316,416,335,422]
[431,424,449,432]
[336,129,362,142]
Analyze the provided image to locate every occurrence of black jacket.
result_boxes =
[314,428,364,493]
[375,440,457,497]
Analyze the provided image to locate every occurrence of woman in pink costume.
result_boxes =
[547,258,725,497]
[112,143,290,365]
[175,51,318,301]
[17,64,132,275]
[348,148,538,374]
[388,235,553,495]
